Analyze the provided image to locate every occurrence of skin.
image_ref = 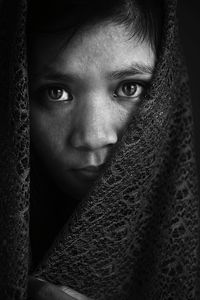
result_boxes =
[28,277,91,300]
[29,21,155,200]
[29,21,155,299]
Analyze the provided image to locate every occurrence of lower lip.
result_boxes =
[73,168,100,180]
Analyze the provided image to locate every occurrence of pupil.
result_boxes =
[50,88,63,99]
[123,83,136,96]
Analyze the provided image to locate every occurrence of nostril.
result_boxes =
[69,99,118,150]
[70,127,118,150]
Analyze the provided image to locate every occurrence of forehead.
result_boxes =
[30,22,155,77]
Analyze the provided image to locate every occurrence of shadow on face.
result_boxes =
[29,21,155,199]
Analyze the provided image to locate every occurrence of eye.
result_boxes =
[46,87,73,102]
[114,81,144,99]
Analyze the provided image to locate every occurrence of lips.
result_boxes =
[73,165,104,180]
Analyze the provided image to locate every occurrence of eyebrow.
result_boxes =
[32,67,79,82]
[108,62,154,80]
[32,62,154,82]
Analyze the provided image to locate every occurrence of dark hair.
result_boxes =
[27,0,163,52]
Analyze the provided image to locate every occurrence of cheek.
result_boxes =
[30,105,72,160]
[113,101,138,134]
[30,99,136,154]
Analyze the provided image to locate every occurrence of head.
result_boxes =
[27,0,163,199]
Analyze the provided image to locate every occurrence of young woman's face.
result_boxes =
[29,21,155,199]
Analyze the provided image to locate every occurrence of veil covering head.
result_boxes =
[0,0,199,299]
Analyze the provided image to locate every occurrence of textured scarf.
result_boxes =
[0,0,199,299]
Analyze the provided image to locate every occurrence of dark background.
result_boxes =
[177,1,200,182]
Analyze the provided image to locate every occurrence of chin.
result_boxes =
[52,171,96,200]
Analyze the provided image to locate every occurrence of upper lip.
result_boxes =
[76,165,104,172]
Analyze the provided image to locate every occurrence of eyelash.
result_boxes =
[113,81,146,99]
[36,80,148,104]
[41,86,73,102]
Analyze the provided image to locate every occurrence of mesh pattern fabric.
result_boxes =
[0,0,199,299]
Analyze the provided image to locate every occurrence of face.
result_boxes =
[29,21,155,199]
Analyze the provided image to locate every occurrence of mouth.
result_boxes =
[72,165,104,180]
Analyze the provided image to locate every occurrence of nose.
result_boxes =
[70,94,118,150]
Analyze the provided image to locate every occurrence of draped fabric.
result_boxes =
[0,0,199,299]
[0,1,30,299]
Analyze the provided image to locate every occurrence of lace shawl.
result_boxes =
[0,0,199,299]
